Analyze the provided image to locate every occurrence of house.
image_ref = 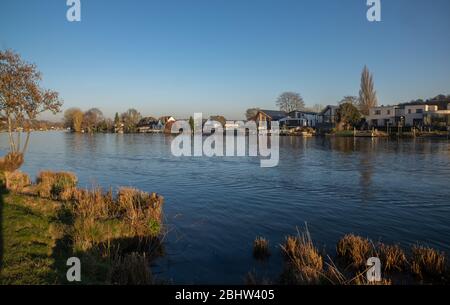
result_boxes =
[159,116,176,125]
[203,119,223,132]
[224,122,240,131]
[318,105,339,127]
[279,110,319,128]
[402,104,438,127]
[254,110,287,130]
[137,116,176,133]
[366,105,402,128]
[424,103,450,128]
[114,123,124,134]
[137,117,159,133]
[367,102,450,128]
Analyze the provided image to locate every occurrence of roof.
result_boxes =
[371,105,399,109]
[258,110,287,120]
[398,100,450,110]
[159,116,175,123]
[288,110,318,116]
[137,117,158,127]
[319,105,339,115]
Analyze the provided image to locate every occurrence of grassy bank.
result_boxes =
[0,191,66,284]
[0,171,164,285]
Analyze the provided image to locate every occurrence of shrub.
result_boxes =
[337,234,373,268]
[253,237,270,260]
[411,245,447,279]
[4,171,31,192]
[281,229,323,284]
[117,188,164,236]
[36,171,78,200]
[72,187,116,220]
[0,152,24,172]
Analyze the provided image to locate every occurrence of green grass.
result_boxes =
[0,192,66,284]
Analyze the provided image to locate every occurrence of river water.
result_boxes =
[1,132,449,284]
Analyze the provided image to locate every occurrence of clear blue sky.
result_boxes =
[1,0,449,120]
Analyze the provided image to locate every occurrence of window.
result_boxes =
[387,110,391,115]
[375,110,381,115]
[408,109,412,114]
[416,109,423,114]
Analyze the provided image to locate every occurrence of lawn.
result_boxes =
[0,191,67,284]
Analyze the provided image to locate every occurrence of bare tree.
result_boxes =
[339,96,359,106]
[0,50,62,170]
[210,115,226,126]
[276,92,305,113]
[83,108,103,132]
[64,107,84,132]
[311,104,324,113]
[121,108,141,133]
[245,108,260,120]
[358,66,377,116]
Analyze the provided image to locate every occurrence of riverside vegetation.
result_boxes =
[0,170,164,284]
[250,227,449,285]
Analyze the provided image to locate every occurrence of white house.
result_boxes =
[403,104,438,127]
[367,103,447,128]
[424,103,450,128]
[279,110,319,128]
[366,105,401,128]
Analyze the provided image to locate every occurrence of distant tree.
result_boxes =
[276,92,305,113]
[336,102,361,130]
[64,107,84,132]
[245,108,260,120]
[432,94,447,101]
[83,108,103,132]
[98,118,113,133]
[63,108,75,129]
[189,116,194,132]
[358,66,378,116]
[114,112,120,125]
[210,115,226,127]
[311,104,324,113]
[339,96,359,106]
[121,108,141,133]
[0,49,62,170]
[72,110,83,132]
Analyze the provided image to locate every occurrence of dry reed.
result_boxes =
[4,171,31,192]
[253,237,270,260]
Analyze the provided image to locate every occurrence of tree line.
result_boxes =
[64,108,142,133]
